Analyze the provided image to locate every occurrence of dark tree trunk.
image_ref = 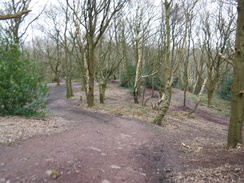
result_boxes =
[228,1,244,148]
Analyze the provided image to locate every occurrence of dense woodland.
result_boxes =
[0,0,243,149]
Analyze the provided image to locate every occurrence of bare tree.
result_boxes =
[153,0,192,125]
[0,0,43,45]
[40,3,78,98]
[201,3,235,106]
[67,0,128,107]
[33,37,62,85]
[180,1,198,106]
[127,1,155,104]
[96,34,122,104]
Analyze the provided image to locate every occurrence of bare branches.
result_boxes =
[0,9,31,20]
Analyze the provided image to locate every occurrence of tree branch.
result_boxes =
[0,9,31,20]
[219,52,233,66]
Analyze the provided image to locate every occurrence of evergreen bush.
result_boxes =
[120,62,136,88]
[0,44,49,116]
[219,72,232,101]
[145,76,161,90]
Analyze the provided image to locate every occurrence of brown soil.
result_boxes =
[0,81,243,183]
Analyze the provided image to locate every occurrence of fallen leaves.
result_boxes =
[173,164,244,183]
[0,116,70,144]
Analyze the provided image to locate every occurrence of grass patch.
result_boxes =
[187,92,231,117]
[80,103,158,122]
[200,95,230,117]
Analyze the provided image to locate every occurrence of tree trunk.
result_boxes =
[133,87,139,104]
[158,82,165,98]
[183,89,187,106]
[80,50,87,92]
[54,73,60,86]
[122,28,130,87]
[190,78,207,114]
[133,37,142,104]
[151,76,155,98]
[207,88,214,106]
[87,44,95,107]
[65,78,73,98]
[228,1,244,148]
[153,0,172,126]
[153,87,171,126]
[99,81,107,104]
[194,76,204,95]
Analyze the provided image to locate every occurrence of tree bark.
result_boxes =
[207,88,214,106]
[99,81,107,104]
[194,76,204,95]
[153,87,171,126]
[87,43,95,107]
[190,78,207,114]
[63,4,74,99]
[121,26,131,87]
[228,1,244,148]
[133,42,142,104]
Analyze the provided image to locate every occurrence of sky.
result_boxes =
[0,0,237,44]
[23,0,162,42]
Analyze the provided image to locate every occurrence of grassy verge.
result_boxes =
[187,92,231,117]
[80,103,158,122]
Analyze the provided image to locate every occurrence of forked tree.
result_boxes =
[153,0,195,125]
[67,0,128,107]
[201,4,235,106]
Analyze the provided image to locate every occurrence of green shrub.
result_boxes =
[120,62,136,88]
[172,77,182,89]
[145,76,161,90]
[0,44,49,116]
[218,72,232,101]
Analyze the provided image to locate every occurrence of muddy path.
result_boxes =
[0,83,181,183]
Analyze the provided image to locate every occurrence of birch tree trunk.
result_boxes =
[190,78,207,114]
[133,38,142,104]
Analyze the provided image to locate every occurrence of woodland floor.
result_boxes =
[0,80,243,183]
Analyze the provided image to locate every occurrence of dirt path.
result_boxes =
[0,83,179,183]
[0,82,243,183]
